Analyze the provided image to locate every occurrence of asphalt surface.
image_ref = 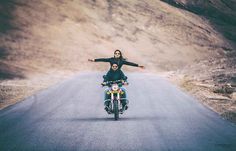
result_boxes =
[0,72,236,151]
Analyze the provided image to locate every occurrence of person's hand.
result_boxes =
[88,59,95,62]
[139,65,145,69]
[122,80,128,85]
[101,82,106,86]
[124,82,128,85]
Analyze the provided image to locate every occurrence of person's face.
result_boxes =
[111,64,118,71]
[114,51,121,58]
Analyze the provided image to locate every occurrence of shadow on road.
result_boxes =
[67,116,162,122]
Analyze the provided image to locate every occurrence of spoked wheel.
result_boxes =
[113,99,119,120]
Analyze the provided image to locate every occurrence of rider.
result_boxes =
[88,49,145,70]
[102,63,128,113]
[88,49,144,84]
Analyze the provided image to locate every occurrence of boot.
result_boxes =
[104,101,111,114]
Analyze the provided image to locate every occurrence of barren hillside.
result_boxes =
[0,0,235,121]
[162,0,236,122]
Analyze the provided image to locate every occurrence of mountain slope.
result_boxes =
[0,0,231,74]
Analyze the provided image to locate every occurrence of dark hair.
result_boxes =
[114,49,123,59]
[111,63,118,66]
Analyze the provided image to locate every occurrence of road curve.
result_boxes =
[0,72,236,151]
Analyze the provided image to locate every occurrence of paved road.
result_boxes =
[0,72,236,151]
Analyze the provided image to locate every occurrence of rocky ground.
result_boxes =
[0,0,235,123]
[166,57,236,123]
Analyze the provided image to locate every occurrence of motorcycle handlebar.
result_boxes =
[101,80,128,87]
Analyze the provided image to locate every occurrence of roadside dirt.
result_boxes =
[164,57,236,123]
[0,70,74,109]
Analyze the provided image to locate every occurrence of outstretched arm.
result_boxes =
[88,58,111,62]
[123,60,145,69]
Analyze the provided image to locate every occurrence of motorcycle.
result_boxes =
[102,80,128,120]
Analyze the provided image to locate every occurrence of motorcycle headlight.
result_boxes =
[111,84,119,91]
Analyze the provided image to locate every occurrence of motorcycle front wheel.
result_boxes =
[113,99,119,120]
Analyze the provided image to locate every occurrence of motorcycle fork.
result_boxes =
[111,92,121,110]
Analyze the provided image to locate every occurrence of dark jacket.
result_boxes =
[104,69,127,82]
[95,57,139,69]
